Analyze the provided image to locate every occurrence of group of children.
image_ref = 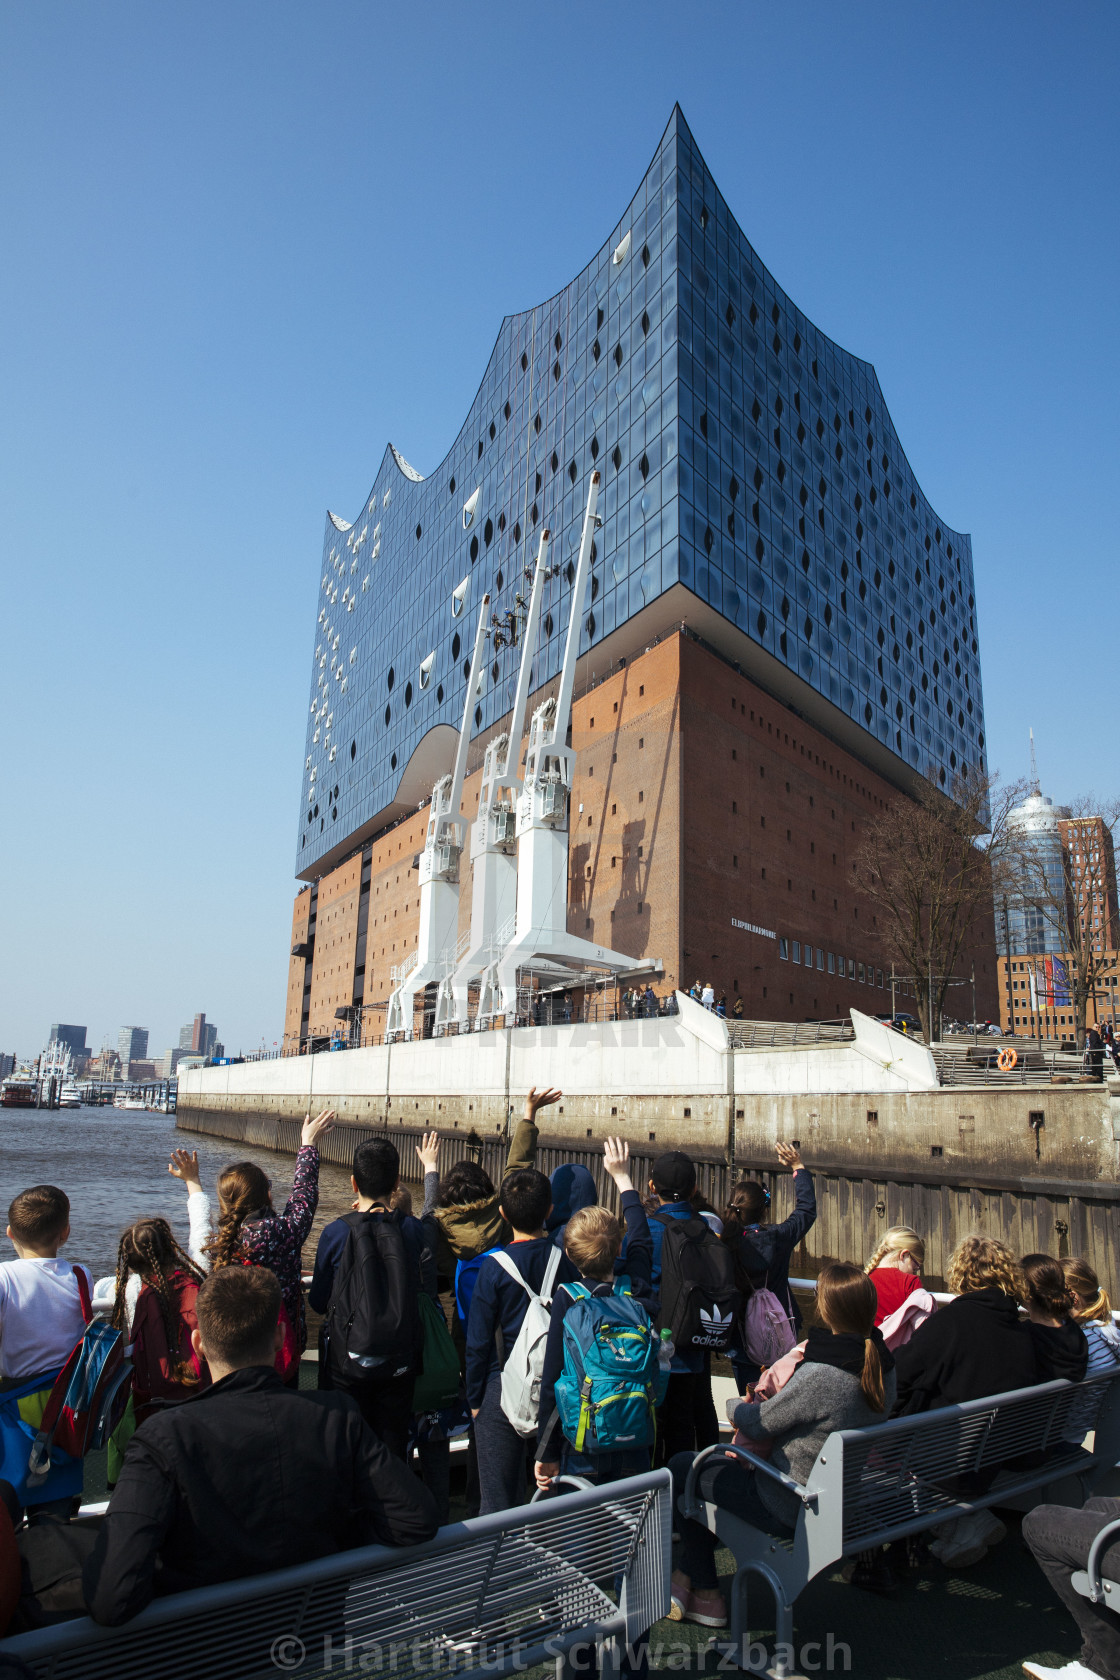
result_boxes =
[2,1096,1119,1662]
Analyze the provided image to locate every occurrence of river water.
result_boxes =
[0,1105,362,1282]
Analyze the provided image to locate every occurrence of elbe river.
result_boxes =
[0,1105,366,1283]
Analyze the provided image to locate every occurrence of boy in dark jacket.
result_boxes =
[534,1139,654,1489]
[465,1170,579,1514]
[84,1266,437,1625]
[309,1137,436,1461]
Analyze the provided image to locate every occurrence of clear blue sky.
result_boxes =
[1,3,1116,1061]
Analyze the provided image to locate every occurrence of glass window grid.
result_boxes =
[297,111,986,876]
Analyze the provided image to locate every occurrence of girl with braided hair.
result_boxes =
[198,1110,335,1378]
[111,1217,208,1422]
[865,1226,925,1325]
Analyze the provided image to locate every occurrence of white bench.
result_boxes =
[2,1471,671,1680]
[682,1374,1120,1679]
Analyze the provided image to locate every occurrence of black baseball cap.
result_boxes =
[650,1150,697,1199]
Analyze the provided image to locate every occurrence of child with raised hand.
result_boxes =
[167,1147,216,1266]
[200,1109,335,1371]
[534,1138,662,1492]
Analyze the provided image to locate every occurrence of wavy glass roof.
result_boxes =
[298,106,985,879]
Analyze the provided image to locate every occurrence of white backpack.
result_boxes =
[491,1246,563,1438]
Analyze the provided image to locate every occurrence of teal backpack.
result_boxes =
[554,1279,668,1455]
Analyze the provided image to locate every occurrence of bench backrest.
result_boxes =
[3,1471,672,1680]
[813,1375,1120,1555]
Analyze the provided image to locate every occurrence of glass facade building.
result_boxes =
[298,107,985,881]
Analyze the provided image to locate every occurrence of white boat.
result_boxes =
[59,1083,82,1108]
[113,1096,150,1111]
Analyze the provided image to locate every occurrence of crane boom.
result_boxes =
[550,472,599,745]
[501,531,549,778]
[447,594,490,821]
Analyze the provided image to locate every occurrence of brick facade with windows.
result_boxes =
[286,630,998,1040]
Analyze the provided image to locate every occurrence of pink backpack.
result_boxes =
[743,1281,796,1368]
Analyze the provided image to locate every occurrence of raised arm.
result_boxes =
[169,1148,212,1267]
[772,1143,817,1246]
[415,1131,441,1217]
[504,1086,561,1175]
[278,1111,335,1244]
[603,1137,654,1291]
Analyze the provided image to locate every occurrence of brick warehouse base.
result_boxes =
[285,631,1000,1047]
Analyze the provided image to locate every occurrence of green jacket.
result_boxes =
[427,1118,538,1283]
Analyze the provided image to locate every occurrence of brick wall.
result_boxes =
[286,630,998,1034]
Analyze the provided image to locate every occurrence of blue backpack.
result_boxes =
[554,1279,668,1455]
[454,1249,498,1326]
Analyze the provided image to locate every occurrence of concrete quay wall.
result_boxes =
[178,999,1120,1291]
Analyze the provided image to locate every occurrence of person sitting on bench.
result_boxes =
[84,1265,439,1624]
[1022,1498,1120,1680]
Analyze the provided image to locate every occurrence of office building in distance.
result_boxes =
[999,788,1119,1037]
[117,1026,149,1076]
[284,108,996,1044]
[179,1014,220,1059]
[48,1023,90,1062]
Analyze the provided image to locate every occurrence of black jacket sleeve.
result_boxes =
[773,1169,817,1254]
[349,1415,441,1547]
[83,1435,177,1625]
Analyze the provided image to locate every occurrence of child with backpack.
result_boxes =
[643,1152,742,1464]
[465,1168,580,1514]
[533,1138,665,1491]
[0,1186,94,1514]
[109,1218,208,1424]
[719,1141,817,1394]
[309,1136,441,1464]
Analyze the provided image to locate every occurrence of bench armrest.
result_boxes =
[681,1443,817,1523]
[1084,1519,1120,1604]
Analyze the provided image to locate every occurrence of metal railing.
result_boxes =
[933,1045,1101,1087]
[728,1018,855,1049]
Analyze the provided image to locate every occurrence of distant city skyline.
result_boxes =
[2,5,1116,1055]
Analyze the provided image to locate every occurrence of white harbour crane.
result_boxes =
[491,471,652,1018]
[437,531,553,1031]
[384,592,490,1041]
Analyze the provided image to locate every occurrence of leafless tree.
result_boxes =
[997,794,1120,1048]
[850,768,1024,1040]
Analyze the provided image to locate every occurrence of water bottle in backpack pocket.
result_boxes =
[652,1212,741,1354]
[324,1210,421,1387]
[555,1280,668,1455]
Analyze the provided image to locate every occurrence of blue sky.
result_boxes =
[1,3,1116,1060]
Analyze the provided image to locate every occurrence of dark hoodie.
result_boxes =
[1030,1318,1088,1384]
[548,1164,598,1248]
[893,1287,1038,1415]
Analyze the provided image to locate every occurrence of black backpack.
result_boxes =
[653,1212,741,1353]
[324,1209,421,1387]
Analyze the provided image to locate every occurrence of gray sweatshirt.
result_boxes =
[733,1361,898,1526]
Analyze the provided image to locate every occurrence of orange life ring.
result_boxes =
[997,1047,1018,1071]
